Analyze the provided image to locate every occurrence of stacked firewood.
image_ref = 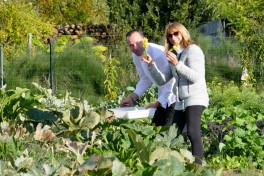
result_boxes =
[54,22,121,44]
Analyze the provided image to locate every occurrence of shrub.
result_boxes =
[0,0,54,58]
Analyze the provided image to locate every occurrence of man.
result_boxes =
[120,29,176,127]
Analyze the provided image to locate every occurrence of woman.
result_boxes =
[142,22,209,165]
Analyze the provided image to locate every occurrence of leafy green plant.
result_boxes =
[0,85,41,122]
[202,79,264,170]
[103,55,122,100]
[97,84,158,110]
[92,45,124,100]
[0,137,25,161]
[28,83,114,139]
[0,76,263,174]
[134,85,158,107]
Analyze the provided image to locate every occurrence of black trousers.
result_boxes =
[173,105,205,165]
[152,102,176,127]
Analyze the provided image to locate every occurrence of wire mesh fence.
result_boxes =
[0,36,263,104]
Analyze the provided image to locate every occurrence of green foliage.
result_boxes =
[156,124,186,150]
[30,0,93,24]
[0,137,26,160]
[30,83,114,137]
[108,40,139,88]
[0,0,54,58]
[210,0,264,84]
[0,81,263,174]
[195,32,241,62]
[4,36,107,105]
[97,84,158,111]
[91,0,110,24]
[95,119,212,175]
[106,0,217,40]
[191,29,242,84]
[32,0,109,24]
[93,45,124,100]
[131,85,157,108]
[202,79,264,170]
[106,0,263,86]
[0,85,40,122]
[0,82,211,174]
[53,37,106,102]
[207,78,264,111]
[203,106,264,170]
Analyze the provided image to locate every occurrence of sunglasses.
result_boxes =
[167,31,180,39]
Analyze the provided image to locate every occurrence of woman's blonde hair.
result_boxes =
[164,22,197,52]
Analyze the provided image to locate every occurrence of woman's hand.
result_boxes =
[166,51,179,65]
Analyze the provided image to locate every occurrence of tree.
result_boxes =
[91,0,110,24]
[31,0,92,25]
[0,0,54,58]
[30,0,110,26]
[106,0,216,40]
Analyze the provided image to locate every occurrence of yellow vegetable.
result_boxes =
[142,37,148,55]
[169,42,179,52]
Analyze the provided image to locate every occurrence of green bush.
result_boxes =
[207,78,264,111]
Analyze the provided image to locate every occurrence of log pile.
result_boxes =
[54,22,122,45]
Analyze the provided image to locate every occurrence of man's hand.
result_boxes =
[141,54,153,65]
[120,97,133,107]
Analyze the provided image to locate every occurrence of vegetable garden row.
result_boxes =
[0,79,263,175]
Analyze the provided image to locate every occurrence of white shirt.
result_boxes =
[132,43,176,108]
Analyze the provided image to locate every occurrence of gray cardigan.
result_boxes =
[148,44,209,110]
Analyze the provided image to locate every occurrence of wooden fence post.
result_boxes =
[28,33,32,58]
